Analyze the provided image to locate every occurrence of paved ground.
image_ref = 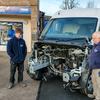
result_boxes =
[0,52,94,100]
[38,76,93,100]
[0,52,40,100]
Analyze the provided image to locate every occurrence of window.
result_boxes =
[99,24,100,31]
[0,22,23,45]
[41,18,98,40]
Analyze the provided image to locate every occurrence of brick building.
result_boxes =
[0,0,39,52]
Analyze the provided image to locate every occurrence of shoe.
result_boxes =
[18,82,27,88]
[8,83,14,89]
[88,94,95,99]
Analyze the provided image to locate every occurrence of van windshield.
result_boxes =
[40,18,98,40]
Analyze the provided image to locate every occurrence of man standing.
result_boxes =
[7,27,27,89]
[7,26,15,38]
[88,32,100,100]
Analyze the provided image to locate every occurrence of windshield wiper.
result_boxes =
[55,37,89,42]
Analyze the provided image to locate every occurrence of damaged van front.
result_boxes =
[27,9,100,95]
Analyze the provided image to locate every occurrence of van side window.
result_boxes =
[99,25,100,31]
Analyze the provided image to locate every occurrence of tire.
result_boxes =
[83,74,93,95]
[34,70,44,80]
[26,68,43,80]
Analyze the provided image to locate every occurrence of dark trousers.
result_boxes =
[10,61,24,84]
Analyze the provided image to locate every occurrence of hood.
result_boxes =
[34,39,88,50]
[37,37,89,48]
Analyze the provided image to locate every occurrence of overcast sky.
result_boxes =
[40,0,100,16]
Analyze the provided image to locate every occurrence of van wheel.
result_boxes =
[83,74,93,95]
[33,70,43,80]
[26,68,43,80]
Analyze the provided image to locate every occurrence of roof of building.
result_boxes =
[52,8,100,19]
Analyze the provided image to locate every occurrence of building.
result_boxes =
[0,0,38,52]
[0,7,32,52]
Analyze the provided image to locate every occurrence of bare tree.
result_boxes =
[86,0,95,8]
[61,0,79,10]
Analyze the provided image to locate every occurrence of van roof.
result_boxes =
[52,8,100,19]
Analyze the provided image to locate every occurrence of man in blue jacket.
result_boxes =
[88,32,100,100]
[7,26,15,38]
[7,27,27,89]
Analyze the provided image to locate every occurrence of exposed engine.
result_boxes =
[40,46,85,74]
[28,42,88,76]
[27,42,92,94]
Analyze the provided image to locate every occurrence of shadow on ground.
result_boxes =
[37,76,93,100]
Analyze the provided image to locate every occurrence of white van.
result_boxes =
[28,9,100,95]
[40,8,100,40]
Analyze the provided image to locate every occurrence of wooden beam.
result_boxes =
[31,5,39,41]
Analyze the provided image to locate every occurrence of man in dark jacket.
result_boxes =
[88,32,100,100]
[7,27,27,89]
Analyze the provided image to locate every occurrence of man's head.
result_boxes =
[15,27,23,39]
[92,32,100,44]
[9,25,13,30]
